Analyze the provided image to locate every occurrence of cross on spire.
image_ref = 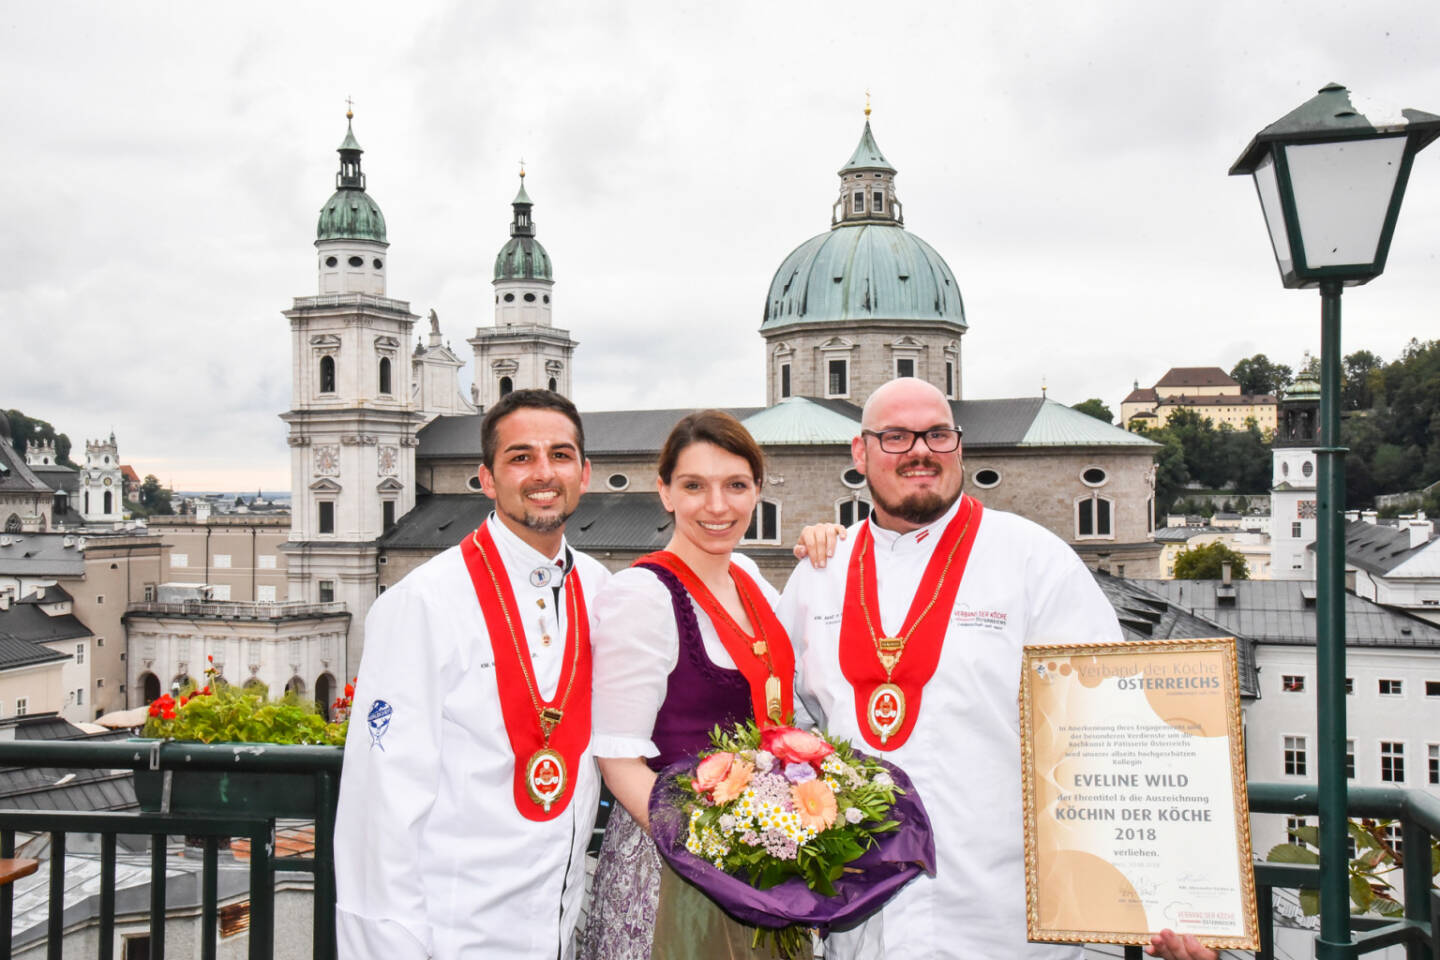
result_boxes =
[518,157,527,178]
[345,95,354,120]
[865,89,871,118]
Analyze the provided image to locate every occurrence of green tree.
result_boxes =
[1230,354,1293,397]
[3,410,75,466]
[138,475,174,515]
[1071,398,1113,423]
[1173,542,1249,580]
[1343,350,1384,411]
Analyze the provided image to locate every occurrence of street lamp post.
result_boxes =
[1230,83,1440,957]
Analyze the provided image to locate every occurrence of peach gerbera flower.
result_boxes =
[710,759,754,804]
[791,779,838,830]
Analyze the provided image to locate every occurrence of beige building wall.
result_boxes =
[764,324,962,407]
[0,661,67,720]
[147,517,290,602]
[1150,399,1277,433]
[72,534,165,715]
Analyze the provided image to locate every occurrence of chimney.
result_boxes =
[1409,519,1432,550]
[1344,510,1360,523]
[1222,561,1233,586]
[1362,510,1378,525]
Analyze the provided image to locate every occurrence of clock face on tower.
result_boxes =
[103,477,113,487]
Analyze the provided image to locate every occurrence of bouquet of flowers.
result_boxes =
[649,721,935,958]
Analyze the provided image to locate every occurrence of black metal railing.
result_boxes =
[0,740,341,960]
[0,740,1434,960]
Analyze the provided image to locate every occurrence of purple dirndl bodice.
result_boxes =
[638,562,753,773]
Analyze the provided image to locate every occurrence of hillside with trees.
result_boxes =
[1130,340,1440,516]
[3,410,76,465]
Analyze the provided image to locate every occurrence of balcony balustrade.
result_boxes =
[0,738,1433,960]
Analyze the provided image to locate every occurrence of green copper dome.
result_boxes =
[493,173,552,281]
[317,189,388,243]
[316,118,388,243]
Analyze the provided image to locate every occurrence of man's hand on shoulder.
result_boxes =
[792,523,846,568]
[1145,929,1218,960]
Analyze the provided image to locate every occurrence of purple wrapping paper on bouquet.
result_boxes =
[647,754,936,934]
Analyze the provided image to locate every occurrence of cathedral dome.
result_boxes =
[315,116,388,244]
[760,121,965,333]
[762,224,965,331]
[493,174,553,281]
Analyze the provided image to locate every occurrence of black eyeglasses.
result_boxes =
[861,427,963,454]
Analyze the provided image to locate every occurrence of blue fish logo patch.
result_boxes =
[368,699,394,750]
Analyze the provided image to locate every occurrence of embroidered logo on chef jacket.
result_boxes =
[367,700,393,750]
[950,603,1010,631]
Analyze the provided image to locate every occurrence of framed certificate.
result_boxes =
[1020,638,1258,950]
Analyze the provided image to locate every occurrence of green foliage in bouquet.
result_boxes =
[1267,818,1440,917]
[142,657,349,745]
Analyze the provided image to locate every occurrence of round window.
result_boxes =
[466,476,483,492]
[325,256,338,267]
[973,469,1001,488]
[523,293,537,303]
[1302,461,1314,478]
[606,474,629,491]
[504,293,515,303]
[373,258,383,269]
[1082,467,1108,486]
[841,468,866,488]
[543,295,550,303]
[348,256,364,267]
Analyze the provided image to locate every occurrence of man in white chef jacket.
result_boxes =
[335,389,611,959]
[781,378,1215,960]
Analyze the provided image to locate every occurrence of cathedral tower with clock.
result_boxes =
[279,110,423,669]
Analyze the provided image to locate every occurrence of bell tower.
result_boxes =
[469,169,577,410]
[280,108,423,670]
[1270,365,1322,580]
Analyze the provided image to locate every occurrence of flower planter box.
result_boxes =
[133,767,320,819]
[129,741,344,820]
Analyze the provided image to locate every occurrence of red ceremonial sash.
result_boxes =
[460,523,591,821]
[838,496,983,751]
[635,551,795,726]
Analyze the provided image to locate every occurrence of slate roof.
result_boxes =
[0,534,87,577]
[1316,519,1435,576]
[1130,579,1440,649]
[0,602,91,646]
[1155,367,1238,389]
[1161,393,1277,407]
[379,493,674,554]
[26,464,78,495]
[1123,386,1159,404]
[415,397,1159,462]
[1092,572,1260,698]
[0,636,68,671]
[0,720,139,812]
[16,584,73,605]
[0,442,51,494]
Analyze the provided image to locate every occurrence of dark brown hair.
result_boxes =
[657,410,764,484]
[480,389,586,468]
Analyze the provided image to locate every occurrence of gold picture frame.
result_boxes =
[1019,638,1258,950]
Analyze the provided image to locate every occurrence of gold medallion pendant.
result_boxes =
[526,748,568,812]
[866,683,906,744]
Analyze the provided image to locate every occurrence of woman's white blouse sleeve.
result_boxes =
[589,567,681,759]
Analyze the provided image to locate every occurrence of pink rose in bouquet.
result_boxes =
[693,751,735,793]
[760,725,834,768]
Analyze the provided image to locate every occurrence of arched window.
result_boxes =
[140,672,161,704]
[315,673,335,720]
[3,514,20,533]
[548,377,558,392]
[836,498,871,527]
[84,491,90,513]
[285,676,306,698]
[499,376,513,397]
[319,355,337,393]
[378,357,392,395]
[103,491,112,514]
[1075,495,1115,539]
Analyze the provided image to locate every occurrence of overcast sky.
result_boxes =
[3,1,1438,490]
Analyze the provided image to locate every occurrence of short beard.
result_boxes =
[868,487,950,526]
[866,456,962,527]
[517,509,573,535]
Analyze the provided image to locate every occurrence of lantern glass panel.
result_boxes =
[1284,135,1406,267]
[1253,152,1293,279]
